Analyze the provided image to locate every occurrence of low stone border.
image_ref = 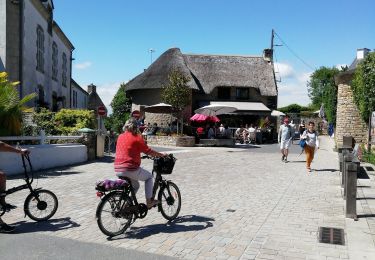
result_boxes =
[146,135,195,147]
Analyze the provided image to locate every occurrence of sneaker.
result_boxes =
[284,158,288,163]
[0,223,15,233]
[281,155,285,162]
[307,167,311,173]
[147,199,160,209]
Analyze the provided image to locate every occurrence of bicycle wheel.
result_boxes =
[96,191,133,237]
[158,182,181,221]
[24,189,58,221]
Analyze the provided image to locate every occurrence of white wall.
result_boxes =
[72,85,88,109]
[0,144,87,176]
[22,0,71,107]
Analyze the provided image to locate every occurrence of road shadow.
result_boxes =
[357,197,375,200]
[313,169,339,173]
[11,217,80,234]
[8,156,115,180]
[287,160,306,163]
[358,167,370,179]
[357,214,375,218]
[108,215,214,240]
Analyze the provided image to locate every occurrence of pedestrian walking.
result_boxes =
[301,121,320,172]
[299,120,306,139]
[278,117,293,162]
[289,120,296,144]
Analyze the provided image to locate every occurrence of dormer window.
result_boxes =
[236,88,249,100]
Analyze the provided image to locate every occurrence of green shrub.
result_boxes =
[54,109,96,135]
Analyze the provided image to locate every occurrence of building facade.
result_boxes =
[125,48,278,125]
[0,0,74,111]
[71,79,88,109]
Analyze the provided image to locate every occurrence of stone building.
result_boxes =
[0,0,74,111]
[125,47,278,125]
[87,84,107,117]
[335,48,371,146]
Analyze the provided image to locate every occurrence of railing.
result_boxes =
[0,130,82,145]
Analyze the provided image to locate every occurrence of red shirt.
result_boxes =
[114,131,151,172]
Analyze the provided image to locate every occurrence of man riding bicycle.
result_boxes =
[114,118,166,209]
[0,141,30,233]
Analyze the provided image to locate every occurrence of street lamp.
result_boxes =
[149,48,155,64]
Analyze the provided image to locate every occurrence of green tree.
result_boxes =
[104,83,131,133]
[351,52,375,122]
[307,67,339,124]
[0,72,36,136]
[161,69,191,134]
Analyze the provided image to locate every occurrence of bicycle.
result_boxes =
[95,154,181,237]
[0,154,58,221]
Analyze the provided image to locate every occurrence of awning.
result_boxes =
[209,101,271,115]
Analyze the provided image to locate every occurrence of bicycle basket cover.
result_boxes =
[154,155,176,174]
[95,179,128,191]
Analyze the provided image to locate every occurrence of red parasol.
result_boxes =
[190,114,220,123]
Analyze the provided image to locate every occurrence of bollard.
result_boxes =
[345,161,358,219]
[342,152,353,190]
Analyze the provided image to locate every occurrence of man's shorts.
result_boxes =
[280,140,291,150]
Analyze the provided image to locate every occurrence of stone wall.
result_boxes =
[146,135,195,147]
[335,72,368,146]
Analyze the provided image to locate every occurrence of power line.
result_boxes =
[273,31,316,71]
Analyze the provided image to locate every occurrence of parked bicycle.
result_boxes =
[95,154,181,237]
[0,154,58,221]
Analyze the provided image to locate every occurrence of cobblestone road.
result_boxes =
[2,137,375,259]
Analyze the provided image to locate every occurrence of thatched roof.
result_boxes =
[126,48,277,96]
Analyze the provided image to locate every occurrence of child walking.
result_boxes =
[301,121,319,172]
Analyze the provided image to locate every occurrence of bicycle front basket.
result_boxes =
[153,155,176,174]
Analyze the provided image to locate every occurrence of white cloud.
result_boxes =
[74,61,92,70]
[277,68,313,108]
[274,62,294,79]
[96,82,122,115]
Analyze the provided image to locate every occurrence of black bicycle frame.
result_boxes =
[5,154,38,196]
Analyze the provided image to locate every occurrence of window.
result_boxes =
[62,53,67,87]
[37,85,46,107]
[52,42,58,81]
[52,91,58,112]
[217,87,231,100]
[36,26,45,72]
[73,90,77,108]
[236,88,249,100]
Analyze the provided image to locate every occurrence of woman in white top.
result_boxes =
[301,121,319,172]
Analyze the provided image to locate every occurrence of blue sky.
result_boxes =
[53,0,375,112]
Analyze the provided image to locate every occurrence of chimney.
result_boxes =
[263,49,273,62]
[356,48,370,60]
[87,84,96,94]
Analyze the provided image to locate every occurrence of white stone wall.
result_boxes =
[0,144,87,176]
[22,0,71,108]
